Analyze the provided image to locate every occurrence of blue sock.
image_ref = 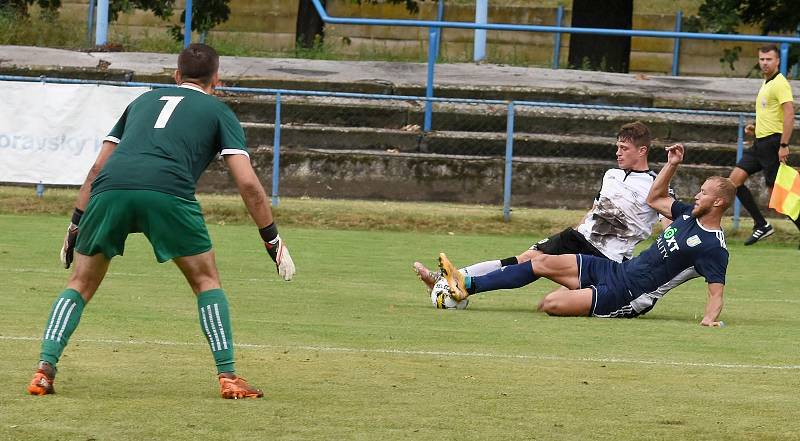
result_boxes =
[470,261,538,294]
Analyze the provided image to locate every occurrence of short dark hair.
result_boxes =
[177,43,219,86]
[617,121,651,149]
[707,176,736,209]
[758,44,779,56]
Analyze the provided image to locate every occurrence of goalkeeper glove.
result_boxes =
[259,223,295,281]
[60,208,83,269]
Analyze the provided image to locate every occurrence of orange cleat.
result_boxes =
[438,253,468,301]
[218,374,263,399]
[28,363,56,396]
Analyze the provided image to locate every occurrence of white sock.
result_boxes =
[460,260,502,277]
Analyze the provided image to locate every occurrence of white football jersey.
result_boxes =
[575,169,661,262]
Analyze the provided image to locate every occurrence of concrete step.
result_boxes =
[226,95,797,145]
[241,123,800,168]
[198,147,768,210]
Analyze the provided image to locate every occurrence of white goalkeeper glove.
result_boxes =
[259,223,295,281]
[59,208,83,269]
[265,235,295,281]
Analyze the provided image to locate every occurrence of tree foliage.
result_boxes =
[107,0,231,42]
[351,0,423,15]
[297,0,425,50]
[688,0,799,72]
[0,0,60,17]
[0,0,230,42]
[696,0,799,35]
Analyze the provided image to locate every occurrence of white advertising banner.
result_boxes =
[0,81,150,185]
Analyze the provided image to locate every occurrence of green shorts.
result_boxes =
[75,189,212,263]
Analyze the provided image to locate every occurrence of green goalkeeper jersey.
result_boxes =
[91,84,248,200]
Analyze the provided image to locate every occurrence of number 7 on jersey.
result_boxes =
[154,96,184,129]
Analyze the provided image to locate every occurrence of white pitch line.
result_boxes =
[4,267,268,283]
[8,269,800,303]
[2,335,799,371]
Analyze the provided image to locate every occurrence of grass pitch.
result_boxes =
[1,195,799,440]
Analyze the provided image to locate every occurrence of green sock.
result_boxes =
[197,289,235,374]
[39,289,86,367]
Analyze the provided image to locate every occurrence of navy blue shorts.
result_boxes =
[577,254,636,318]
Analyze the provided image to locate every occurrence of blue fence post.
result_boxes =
[184,0,193,49]
[86,0,96,46]
[503,101,515,222]
[733,114,745,230]
[779,43,790,76]
[271,93,282,206]
[473,0,488,62]
[424,1,445,132]
[434,0,444,60]
[552,5,563,69]
[671,10,682,76]
[424,32,437,132]
[95,0,108,46]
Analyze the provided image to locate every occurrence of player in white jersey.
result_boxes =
[415,121,691,305]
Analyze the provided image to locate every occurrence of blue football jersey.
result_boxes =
[620,201,728,295]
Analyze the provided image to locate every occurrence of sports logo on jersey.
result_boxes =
[657,226,680,258]
[682,215,690,220]
[686,235,702,247]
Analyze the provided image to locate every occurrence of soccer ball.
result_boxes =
[430,277,469,310]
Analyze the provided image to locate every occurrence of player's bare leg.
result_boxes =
[537,286,594,316]
[174,251,263,399]
[413,261,439,291]
[28,252,111,396]
[515,248,542,264]
[527,254,581,289]
[65,252,111,302]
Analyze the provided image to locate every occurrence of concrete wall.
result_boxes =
[58,0,778,77]
[196,149,767,209]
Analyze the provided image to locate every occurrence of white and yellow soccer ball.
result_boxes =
[430,277,469,310]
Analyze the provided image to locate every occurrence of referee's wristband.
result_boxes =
[780,143,789,148]
[258,223,279,243]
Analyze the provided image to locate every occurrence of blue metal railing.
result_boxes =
[552,6,564,69]
[5,74,793,229]
[184,0,193,49]
[309,0,800,45]
[672,11,683,77]
[89,0,195,48]
[309,0,799,133]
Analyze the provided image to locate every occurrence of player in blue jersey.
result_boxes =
[439,144,735,325]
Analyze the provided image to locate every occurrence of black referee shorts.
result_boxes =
[528,227,608,259]
[736,133,781,186]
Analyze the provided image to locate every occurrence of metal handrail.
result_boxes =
[309,0,800,44]
[4,74,789,120]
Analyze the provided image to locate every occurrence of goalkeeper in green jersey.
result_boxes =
[28,44,295,399]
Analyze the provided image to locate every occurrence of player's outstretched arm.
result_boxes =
[700,283,724,327]
[224,154,295,281]
[60,140,118,269]
[647,144,684,217]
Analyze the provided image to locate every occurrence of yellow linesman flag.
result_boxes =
[769,163,800,221]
